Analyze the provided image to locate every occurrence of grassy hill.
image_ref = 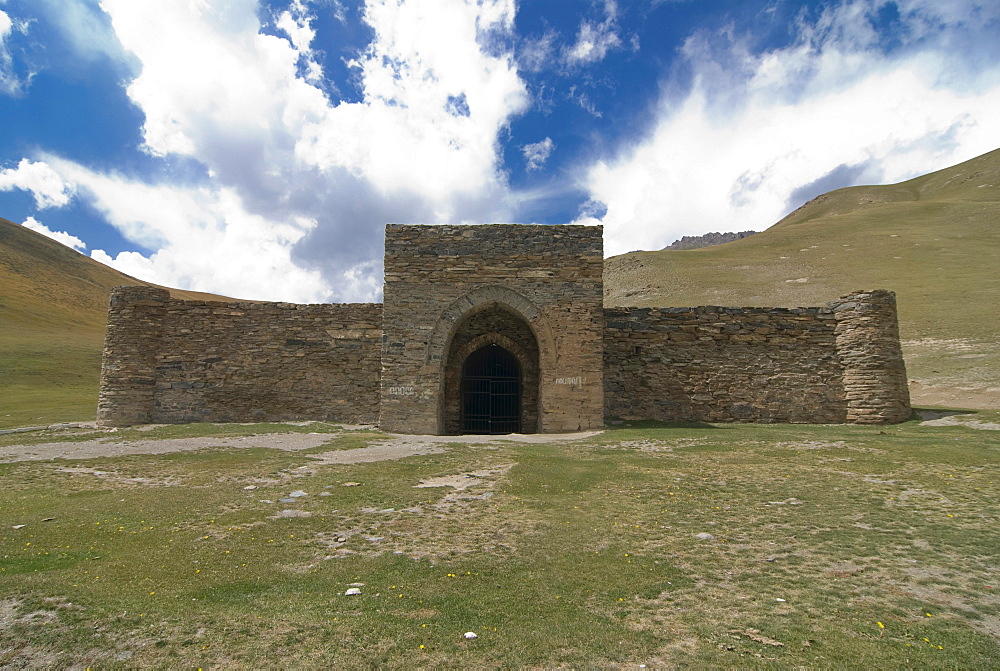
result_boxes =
[605,148,1000,410]
[0,218,228,429]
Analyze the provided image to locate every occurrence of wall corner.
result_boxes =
[832,289,911,424]
[96,286,170,427]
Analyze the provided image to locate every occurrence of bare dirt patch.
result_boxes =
[919,415,1000,430]
[415,464,513,491]
[604,438,709,452]
[0,432,338,462]
[0,428,601,463]
[311,461,529,561]
[903,337,1000,410]
[54,466,182,487]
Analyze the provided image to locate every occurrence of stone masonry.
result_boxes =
[97,224,911,431]
[603,290,909,424]
[380,224,605,434]
[98,286,381,426]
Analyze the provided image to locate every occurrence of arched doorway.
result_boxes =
[461,345,521,434]
[440,304,540,435]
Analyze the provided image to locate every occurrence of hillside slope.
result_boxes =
[0,218,228,428]
[605,148,1000,409]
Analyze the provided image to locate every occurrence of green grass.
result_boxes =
[0,329,104,429]
[1,419,997,667]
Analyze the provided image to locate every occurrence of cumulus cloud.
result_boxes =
[34,0,134,66]
[296,0,527,205]
[0,10,12,67]
[0,158,75,208]
[275,0,324,85]
[579,0,1000,255]
[564,0,622,66]
[0,7,30,95]
[47,159,331,303]
[39,0,528,302]
[522,137,554,171]
[20,216,86,251]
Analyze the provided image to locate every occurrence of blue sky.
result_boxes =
[1,0,999,302]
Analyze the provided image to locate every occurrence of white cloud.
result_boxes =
[519,30,557,72]
[0,158,75,208]
[565,22,621,65]
[275,0,324,84]
[296,0,528,209]
[35,0,527,302]
[0,7,30,95]
[330,1,348,24]
[20,216,86,251]
[522,137,554,171]
[579,0,1000,255]
[564,0,622,66]
[0,10,11,47]
[44,156,329,303]
[41,0,128,61]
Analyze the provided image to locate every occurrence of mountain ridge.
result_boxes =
[662,230,758,250]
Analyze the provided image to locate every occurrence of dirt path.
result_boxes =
[0,429,602,463]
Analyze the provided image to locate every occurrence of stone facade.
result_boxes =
[98,286,381,426]
[603,290,910,425]
[380,224,605,434]
[831,290,911,424]
[97,224,911,431]
[604,305,846,424]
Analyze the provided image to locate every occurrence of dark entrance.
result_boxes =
[461,344,521,434]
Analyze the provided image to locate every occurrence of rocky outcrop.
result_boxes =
[662,230,757,250]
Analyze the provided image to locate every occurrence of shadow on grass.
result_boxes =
[911,407,978,420]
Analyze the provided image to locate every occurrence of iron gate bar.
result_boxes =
[461,345,521,434]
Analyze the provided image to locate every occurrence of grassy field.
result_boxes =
[1,418,997,668]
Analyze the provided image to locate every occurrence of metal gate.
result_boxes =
[461,345,521,434]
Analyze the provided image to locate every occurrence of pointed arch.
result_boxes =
[425,285,556,367]
[431,287,553,434]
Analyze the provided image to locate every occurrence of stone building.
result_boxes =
[97,224,911,432]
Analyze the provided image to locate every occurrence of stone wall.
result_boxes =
[380,224,605,434]
[604,304,847,423]
[97,286,169,426]
[97,230,910,430]
[831,290,911,423]
[97,286,382,427]
[603,290,910,424]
